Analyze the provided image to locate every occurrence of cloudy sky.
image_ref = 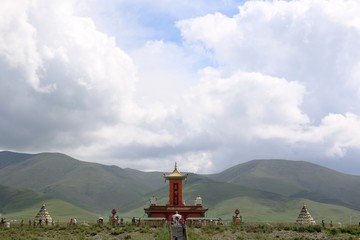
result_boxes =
[1,0,360,174]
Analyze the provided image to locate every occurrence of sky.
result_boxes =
[1,0,360,174]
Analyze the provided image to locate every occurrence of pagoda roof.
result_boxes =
[163,162,188,180]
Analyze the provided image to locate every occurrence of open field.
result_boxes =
[1,222,360,240]
[1,199,99,223]
[123,197,360,224]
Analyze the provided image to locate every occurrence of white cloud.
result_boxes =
[183,69,308,134]
[0,0,138,150]
[178,0,360,119]
[2,0,360,174]
[318,113,360,157]
[0,1,48,92]
[175,0,360,171]
[130,40,198,107]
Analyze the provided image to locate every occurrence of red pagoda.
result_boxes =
[144,163,208,221]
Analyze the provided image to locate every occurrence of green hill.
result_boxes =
[0,151,34,169]
[0,152,170,212]
[0,152,164,213]
[121,173,360,223]
[2,199,99,223]
[1,151,360,224]
[208,159,360,211]
[0,184,44,213]
[206,197,360,224]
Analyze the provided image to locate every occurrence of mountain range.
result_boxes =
[1,151,359,223]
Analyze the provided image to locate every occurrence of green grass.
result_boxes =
[0,223,171,240]
[0,185,45,213]
[2,152,360,231]
[123,195,360,225]
[2,199,99,223]
[186,223,360,240]
[4,195,358,235]
[206,197,360,223]
[1,222,360,240]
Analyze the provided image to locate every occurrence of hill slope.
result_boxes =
[0,184,45,213]
[207,159,360,211]
[3,199,99,222]
[2,151,360,223]
[0,151,34,169]
[0,152,164,213]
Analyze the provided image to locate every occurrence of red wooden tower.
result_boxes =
[144,163,208,221]
[165,162,187,206]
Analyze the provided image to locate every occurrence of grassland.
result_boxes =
[122,197,360,225]
[2,199,99,223]
[1,221,360,240]
[2,152,360,239]
[3,152,360,223]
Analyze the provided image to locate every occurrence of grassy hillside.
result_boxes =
[0,151,34,169]
[119,173,284,213]
[2,151,360,225]
[208,159,360,211]
[0,185,45,214]
[122,193,360,224]
[123,168,165,190]
[121,173,360,223]
[2,199,99,223]
[120,171,360,224]
[0,152,166,213]
[207,197,360,224]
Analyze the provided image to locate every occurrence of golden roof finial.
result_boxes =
[163,162,188,180]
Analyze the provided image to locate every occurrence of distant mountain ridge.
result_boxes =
[207,159,360,211]
[0,151,34,169]
[0,151,165,213]
[1,151,360,222]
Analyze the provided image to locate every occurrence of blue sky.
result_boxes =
[1,0,360,174]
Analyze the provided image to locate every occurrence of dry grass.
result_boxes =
[1,222,360,240]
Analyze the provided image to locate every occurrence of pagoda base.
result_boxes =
[144,205,208,221]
